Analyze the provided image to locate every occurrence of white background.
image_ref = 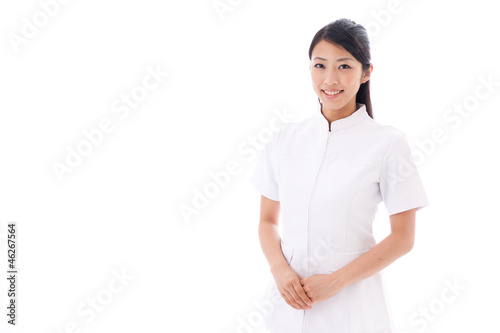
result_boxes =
[0,0,499,332]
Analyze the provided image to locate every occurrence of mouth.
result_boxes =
[322,89,344,98]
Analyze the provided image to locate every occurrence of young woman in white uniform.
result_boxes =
[250,18,429,333]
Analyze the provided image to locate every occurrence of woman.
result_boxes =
[250,18,429,332]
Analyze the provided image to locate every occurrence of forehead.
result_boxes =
[312,40,354,60]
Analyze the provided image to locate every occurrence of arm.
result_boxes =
[257,195,287,273]
[258,195,312,310]
[336,208,416,288]
[300,208,416,304]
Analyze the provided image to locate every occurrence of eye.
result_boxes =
[339,64,351,69]
[314,63,325,69]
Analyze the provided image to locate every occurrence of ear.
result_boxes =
[361,63,373,84]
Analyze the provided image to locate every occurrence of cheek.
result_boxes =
[343,72,363,87]
[342,76,356,86]
[311,74,322,89]
[310,71,318,81]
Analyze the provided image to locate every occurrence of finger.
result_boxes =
[278,286,300,310]
[293,281,313,307]
[292,282,312,308]
[281,290,301,310]
[286,283,310,309]
[283,284,304,309]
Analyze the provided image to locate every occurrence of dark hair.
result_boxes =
[308,18,373,118]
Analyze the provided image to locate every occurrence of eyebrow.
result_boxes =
[313,56,355,62]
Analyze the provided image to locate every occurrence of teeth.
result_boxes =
[324,90,342,96]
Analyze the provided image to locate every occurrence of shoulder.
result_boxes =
[363,116,409,146]
[276,113,317,139]
[270,117,306,146]
[264,121,297,152]
[348,117,412,164]
[364,115,406,136]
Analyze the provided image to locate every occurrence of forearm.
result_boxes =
[258,220,288,274]
[334,232,413,288]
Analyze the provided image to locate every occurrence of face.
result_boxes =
[310,40,372,115]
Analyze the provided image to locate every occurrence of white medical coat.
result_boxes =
[250,103,429,333]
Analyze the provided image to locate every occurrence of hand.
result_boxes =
[300,272,345,304]
[271,262,313,310]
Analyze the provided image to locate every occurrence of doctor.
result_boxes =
[250,18,429,332]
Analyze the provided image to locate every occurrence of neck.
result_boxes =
[320,101,358,127]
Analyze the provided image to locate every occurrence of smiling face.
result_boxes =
[310,39,372,119]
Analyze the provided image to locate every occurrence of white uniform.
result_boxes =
[250,103,429,333]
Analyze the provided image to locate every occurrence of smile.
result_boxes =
[323,89,343,95]
[322,89,344,99]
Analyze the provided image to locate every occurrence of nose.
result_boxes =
[324,69,339,86]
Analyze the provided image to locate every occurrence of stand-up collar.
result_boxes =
[314,103,369,132]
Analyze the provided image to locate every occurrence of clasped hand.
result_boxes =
[271,263,345,310]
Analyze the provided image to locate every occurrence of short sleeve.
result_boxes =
[249,128,281,201]
[379,132,429,216]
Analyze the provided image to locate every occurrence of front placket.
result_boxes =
[301,127,333,333]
